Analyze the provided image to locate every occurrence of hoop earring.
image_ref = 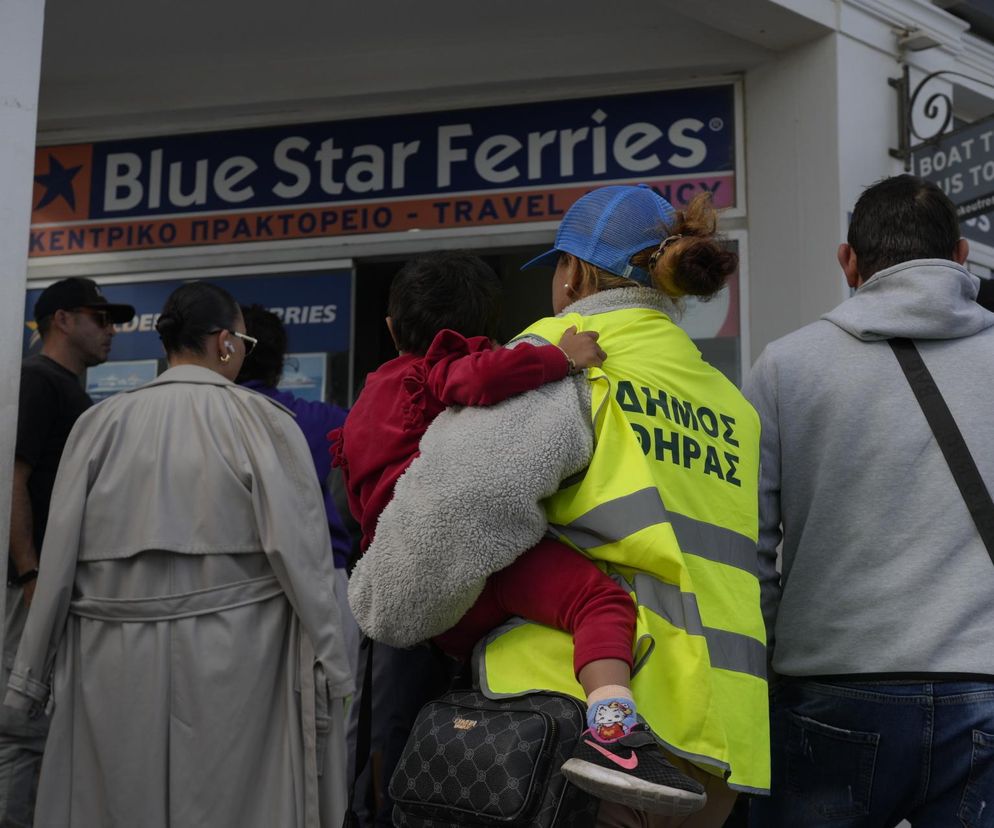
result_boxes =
[219,353,231,364]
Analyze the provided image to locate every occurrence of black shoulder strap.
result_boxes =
[889,337,994,564]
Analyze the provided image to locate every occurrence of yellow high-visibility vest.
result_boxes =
[478,303,770,793]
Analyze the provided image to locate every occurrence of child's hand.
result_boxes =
[558,326,607,373]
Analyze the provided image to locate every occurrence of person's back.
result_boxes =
[746,174,994,827]
[333,250,611,826]
[6,282,354,828]
[527,296,758,536]
[3,278,134,826]
[494,288,765,796]
[235,303,352,567]
[751,270,994,676]
[350,189,769,825]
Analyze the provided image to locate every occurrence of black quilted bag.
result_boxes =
[390,690,599,827]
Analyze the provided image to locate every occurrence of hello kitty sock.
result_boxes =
[586,696,639,743]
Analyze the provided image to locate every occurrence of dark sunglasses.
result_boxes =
[73,307,114,328]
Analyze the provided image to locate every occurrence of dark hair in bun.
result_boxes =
[632,192,737,301]
[155,281,239,355]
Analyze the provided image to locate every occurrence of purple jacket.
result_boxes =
[242,381,351,567]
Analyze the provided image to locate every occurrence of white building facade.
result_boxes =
[2,0,993,589]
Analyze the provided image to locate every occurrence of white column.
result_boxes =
[745,33,856,361]
[744,1,966,362]
[0,0,47,631]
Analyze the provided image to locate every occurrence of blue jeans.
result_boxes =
[0,590,48,828]
[750,679,994,828]
[0,705,48,828]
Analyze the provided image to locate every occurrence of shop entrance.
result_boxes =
[351,245,551,398]
[352,239,746,400]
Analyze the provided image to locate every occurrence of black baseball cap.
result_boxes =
[33,278,135,324]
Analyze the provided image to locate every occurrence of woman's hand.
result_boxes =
[558,325,607,373]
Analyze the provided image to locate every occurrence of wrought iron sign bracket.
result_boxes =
[890,67,994,172]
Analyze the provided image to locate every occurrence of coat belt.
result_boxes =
[69,575,284,622]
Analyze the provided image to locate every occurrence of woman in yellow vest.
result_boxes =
[350,184,769,827]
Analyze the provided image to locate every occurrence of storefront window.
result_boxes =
[352,238,747,395]
[23,266,354,404]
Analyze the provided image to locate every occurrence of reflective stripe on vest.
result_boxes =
[608,570,766,680]
[551,486,759,577]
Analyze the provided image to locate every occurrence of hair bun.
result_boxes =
[154,311,181,334]
[673,243,738,299]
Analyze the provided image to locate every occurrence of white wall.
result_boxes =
[744,4,967,362]
[0,0,47,631]
[836,35,907,207]
[745,33,850,360]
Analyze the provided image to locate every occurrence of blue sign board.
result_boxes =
[23,269,352,362]
[30,85,738,256]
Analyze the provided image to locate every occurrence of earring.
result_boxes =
[564,283,575,295]
[219,353,231,364]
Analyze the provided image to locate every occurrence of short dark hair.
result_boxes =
[236,304,287,387]
[387,251,502,354]
[848,174,960,280]
[155,281,240,356]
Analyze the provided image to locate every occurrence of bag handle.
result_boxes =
[889,337,994,564]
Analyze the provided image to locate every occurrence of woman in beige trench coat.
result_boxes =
[5,282,354,828]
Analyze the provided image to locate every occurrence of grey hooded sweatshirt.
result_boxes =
[745,259,994,677]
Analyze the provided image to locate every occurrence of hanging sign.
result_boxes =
[913,114,994,220]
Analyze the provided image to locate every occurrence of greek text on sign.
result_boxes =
[30,85,737,257]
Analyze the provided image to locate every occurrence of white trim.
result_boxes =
[839,0,968,53]
[967,237,994,270]
[956,33,994,93]
[731,78,746,219]
[37,74,744,147]
[348,264,357,406]
[726,228,750,385]
[25,257,353,288]
[768,0,837,29]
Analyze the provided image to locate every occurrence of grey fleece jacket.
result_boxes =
[348,287,672,647]
[745,259,994,677]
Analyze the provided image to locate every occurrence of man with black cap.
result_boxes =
[3,277,133,825]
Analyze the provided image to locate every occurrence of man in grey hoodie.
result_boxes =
[745,174,994,827]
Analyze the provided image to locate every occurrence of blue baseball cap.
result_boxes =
[521,184,677,285]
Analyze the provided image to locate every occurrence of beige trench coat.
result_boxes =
[4,365,354,828]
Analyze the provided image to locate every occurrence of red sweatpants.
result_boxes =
[432,537,637,677]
